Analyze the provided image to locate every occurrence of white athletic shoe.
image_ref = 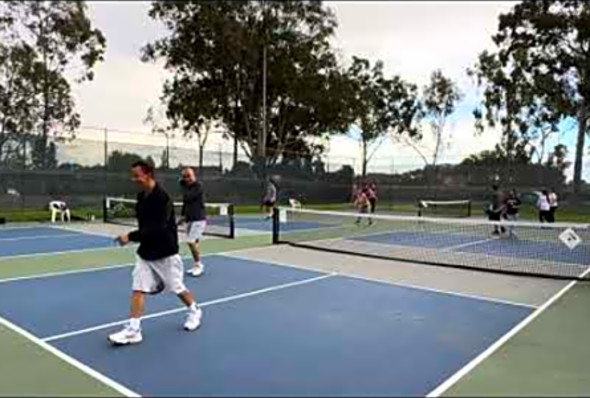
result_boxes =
[108,324,142,346]
[184,308,202,331]
[186,263,204,277]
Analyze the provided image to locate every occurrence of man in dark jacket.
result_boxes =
[108,160,202,346]
[487,184,505,236]
[179,167,207,277]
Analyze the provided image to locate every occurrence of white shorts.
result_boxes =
[186,220,207,242]
[132,254,187,295]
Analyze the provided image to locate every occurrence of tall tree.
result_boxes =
[108,150,155,173]
[142,1,353,177]
[0,1,106,169]
[30,135,57,169]
[469,1,590,197]
[346,56,421,177]
[400,70,461,188]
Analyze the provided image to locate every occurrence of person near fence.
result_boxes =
[503,189,521,237]
[367,182,378,214]
[486,184,505,236]
[548,187,558,222]
[354,187,372,226]
[49,200,71,223]
[109,160,202,346]
[178,167,207,278]
[537,189,552,223]
[262,176,277,220]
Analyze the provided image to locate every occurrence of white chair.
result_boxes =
[289,198,302,209]
[49,201,71,223]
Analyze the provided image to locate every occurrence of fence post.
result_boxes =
[104,128,108,198]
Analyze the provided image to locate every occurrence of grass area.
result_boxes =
[0,206,101,223]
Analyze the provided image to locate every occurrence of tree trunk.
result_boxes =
[257,44,267,170]
[572,102,587,201]
[41,16,49,171]
[361,140,367,178]
[233,134,238,169]
[198,144,204,173]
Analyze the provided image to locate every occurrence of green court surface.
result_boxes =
[0,223,587,396]
[444,282,590,397]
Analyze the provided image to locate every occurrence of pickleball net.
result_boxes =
[103,196,235,239]
[272,207,590,280]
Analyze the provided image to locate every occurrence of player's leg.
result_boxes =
[264,201,273,219]
[186,221,206,277]
[548,207,555,223]
[108,258,157,345]
[161,255,202,331]
[490,212,500,235]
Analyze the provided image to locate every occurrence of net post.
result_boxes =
[228,204,235,239]
[102,197,108,223]
[272,207,280,244]
[467,200,472,217]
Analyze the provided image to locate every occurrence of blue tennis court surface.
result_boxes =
[0,226,116,258]
[0,254,532,396]
[350,231,590,265]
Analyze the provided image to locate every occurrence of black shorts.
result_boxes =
[263,200,276,207]
[488,211,501,221]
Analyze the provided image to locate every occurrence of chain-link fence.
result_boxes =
[0,126,585,221]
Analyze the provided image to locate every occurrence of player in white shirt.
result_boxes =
[536,190,552,223]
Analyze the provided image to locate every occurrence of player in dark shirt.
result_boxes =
[179,167,207,277]
[503,189,521,237]
[486,184,505,236]
[108,160,202,346]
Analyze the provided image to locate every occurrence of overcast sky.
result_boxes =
[67,1,582,177]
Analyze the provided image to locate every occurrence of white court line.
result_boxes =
[0,244,276,284]
[0,243,132,261]
[0,262,136,285]
[52,224,121,239]
[42,273,335,342]
[0,233,84,242]
[440,238,496,252]
[0,315,139,397]
[222,253,538,310]
[426,265,590,397]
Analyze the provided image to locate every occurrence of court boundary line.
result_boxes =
[440,238,495,252]
[222,253,539,310]
[426,265,590,397]
[0,243,132,261]
[42,273,335,342]
[0,227,231,262]
[0,233,85,242]
[0,315,139,397]
[52,224,119,239]
[0,245,277,284]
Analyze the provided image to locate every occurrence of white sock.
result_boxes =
[129,317,141,331]
[188,302,199,314]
